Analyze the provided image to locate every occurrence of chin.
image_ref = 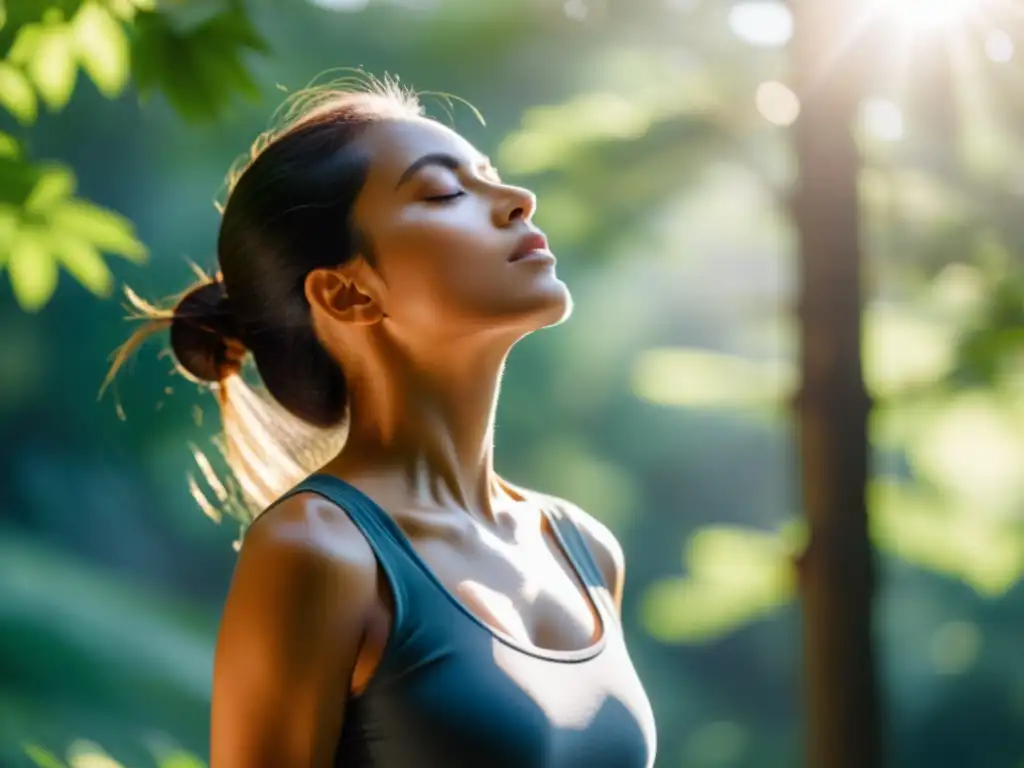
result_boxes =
[483,277,573,337]
[525,279,574,330]
[546,285,574,326]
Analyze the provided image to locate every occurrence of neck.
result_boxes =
[331,332,512,519]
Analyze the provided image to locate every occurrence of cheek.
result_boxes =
[382,217,506,315]
[396,207,493,259]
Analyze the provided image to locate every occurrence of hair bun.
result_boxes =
[170,279,246,383]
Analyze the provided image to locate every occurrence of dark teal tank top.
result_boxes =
[279,474,656,767]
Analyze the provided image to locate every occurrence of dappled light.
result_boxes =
[641,525,798,643]
[870,480,1023,596]
[498,93,654,176]
[26,740,206,768]
[631,347,794,411]
[862,304,958,398]
[906,392,1024,507]
[3,0,1024,766]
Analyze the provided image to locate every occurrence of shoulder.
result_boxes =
[222,491,379,650]
[240,491,379,587]
[212,495,378,763]
[533,491,627,613]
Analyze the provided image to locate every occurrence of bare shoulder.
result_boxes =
[212,492,379,766]
[239,490,379,580]
[221,489,380,663]
[531,490,627,613]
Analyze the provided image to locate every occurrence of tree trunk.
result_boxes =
[790,1,884,767]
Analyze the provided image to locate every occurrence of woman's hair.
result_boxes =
[104,78,425,536]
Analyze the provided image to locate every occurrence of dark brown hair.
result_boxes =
[105,79,424,534]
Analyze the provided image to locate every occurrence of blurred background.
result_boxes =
[2,0,1024,766]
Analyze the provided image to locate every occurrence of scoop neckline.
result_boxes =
[312,473,609,663]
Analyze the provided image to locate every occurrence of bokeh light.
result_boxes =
[756,81,800,126]
[728,1,793,47]
[884,0,980,30]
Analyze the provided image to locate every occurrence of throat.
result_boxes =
[337,349,509,520]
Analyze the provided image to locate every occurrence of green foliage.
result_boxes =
[24,746,65,768]
[953,270,1024,388]
[642,524,800,643]
[131,4,269,123]
[490,5,1024,651]
[0,0,268,311]
[24,740,207,768]
[636,301,1024,643]
[0,60,37,122]
[3,1,1024,765]
[6,2,135,111]
[0,161,146,310]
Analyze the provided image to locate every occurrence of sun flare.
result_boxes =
[885,0,981,30]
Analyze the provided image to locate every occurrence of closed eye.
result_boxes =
[424,191,466,203]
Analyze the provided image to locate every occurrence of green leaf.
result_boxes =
[64,742,124,768]
[0,156,43,204]
[0,62,38,124]
[156,751,207,768]
[191,41,261,102]
[0,131,19,158]
[28,25,78,111]
[127,10,165,97]
[0,204,19,262]
[72,1,130,97]
[25,165,76,212]
[0,0,7,32]
[129,6,267,122]
[67,740,127,768]
[24,745,67,768]
[51,234,112,296]
[48,198,147,261]
[9,228,58,311]
[8,23,43,66]
[199,5,271,55]
[107,0,155,20]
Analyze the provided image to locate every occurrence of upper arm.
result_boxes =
[211,493,377,768]
[560,502,627,615]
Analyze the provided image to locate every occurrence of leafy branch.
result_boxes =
[0,0,269,311]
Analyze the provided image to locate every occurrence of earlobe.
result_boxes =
[305,267,383,326]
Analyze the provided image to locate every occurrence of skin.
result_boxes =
[210,116,627,768]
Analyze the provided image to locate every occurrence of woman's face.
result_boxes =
[348,118,572,344]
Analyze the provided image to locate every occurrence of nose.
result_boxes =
[494,184,536,227]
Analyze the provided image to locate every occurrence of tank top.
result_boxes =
[277,474,656,767]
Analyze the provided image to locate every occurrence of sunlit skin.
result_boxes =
[210,117,627,768]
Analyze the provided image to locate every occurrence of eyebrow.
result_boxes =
[395,152,494,189]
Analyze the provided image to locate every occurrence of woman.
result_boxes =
[115,82,656,767]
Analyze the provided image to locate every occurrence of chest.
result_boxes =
[409,521,603,652]
[337,498,657,767]
[340,609,657,768]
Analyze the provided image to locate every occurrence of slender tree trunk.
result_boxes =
[790,1,884,767]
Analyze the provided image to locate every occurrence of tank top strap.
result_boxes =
[541,501,618,618]
[276,473,419,627]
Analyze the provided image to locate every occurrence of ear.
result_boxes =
[305,265,384,326]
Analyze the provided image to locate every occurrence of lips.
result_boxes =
[509,232,550,262]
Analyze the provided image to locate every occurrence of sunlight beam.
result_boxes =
[883,0,981,31]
